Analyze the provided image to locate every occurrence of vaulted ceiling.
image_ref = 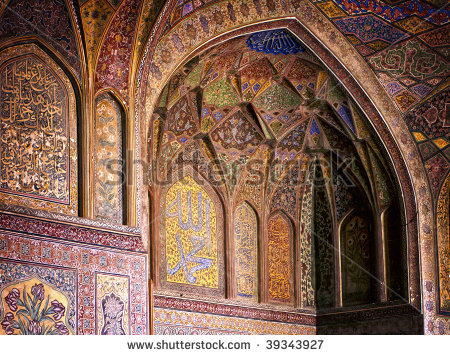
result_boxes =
[0,0,447,198]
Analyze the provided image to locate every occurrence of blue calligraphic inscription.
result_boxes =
[246,29,305,55]
[166,190,213,284]
[167,232,213,284]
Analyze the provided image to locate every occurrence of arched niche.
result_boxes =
[340,209,375,306]
[157,165,225,299]
[139,15,422,314]
[94,92,127,225]
[266,211,295,305]
[0,44,78,215]
[233,202,259,302]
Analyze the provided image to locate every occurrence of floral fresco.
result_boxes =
[0,277,73,335]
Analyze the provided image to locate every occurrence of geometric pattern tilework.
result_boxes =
[0,213,144,252]
[96,273,130,334]
[154,308,315,334]
[0,231,147,334]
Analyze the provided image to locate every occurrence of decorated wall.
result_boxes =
[0,45,78,215]
[0,214,148,335]
[148,30,423,333]
[0,0,447,335]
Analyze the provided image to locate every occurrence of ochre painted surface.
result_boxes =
[0,277,73,335]
[437,174,450,313]
[165,175,218,288]
[267,213,292,303]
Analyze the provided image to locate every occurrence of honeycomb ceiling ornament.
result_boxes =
[151,30,393,207]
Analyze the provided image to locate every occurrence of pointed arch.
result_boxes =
[157,165,225,299]
[0,44,78,215]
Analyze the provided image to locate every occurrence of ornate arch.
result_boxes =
[233,202,259,301]
[137,1,437,331]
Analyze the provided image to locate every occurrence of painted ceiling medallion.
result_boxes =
[246,30,305,55]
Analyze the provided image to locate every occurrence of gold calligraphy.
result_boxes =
[165,175,218,288]
[0,56,68,202]
[234,203,258,300]
[268,214,292,302]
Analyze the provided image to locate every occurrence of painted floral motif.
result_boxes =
[1,283,69,335]
[94,95,124,224]
[210,111,263,151]
[96,273,130,335]
[437,174,450,313]
[101,293,125,335]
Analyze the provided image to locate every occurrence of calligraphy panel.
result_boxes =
[437,174,450,313]
[94,94,124,224]
[267,213,293,304]
[0,45,77,214]
[160,167,225,298]
[234,203,258,300]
